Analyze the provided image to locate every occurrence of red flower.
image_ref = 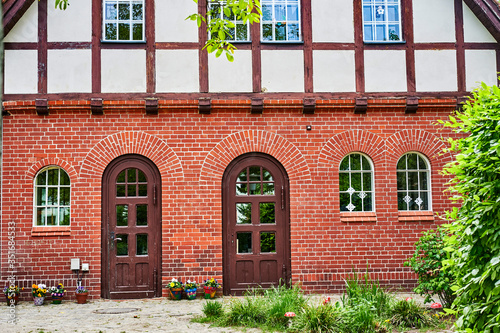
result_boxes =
[284,312,296,317]
[430,302,442,309]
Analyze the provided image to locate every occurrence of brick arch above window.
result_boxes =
[200,130,311,182]
[318,130,385,169]
[80,131,183,180]
[26,158,78,182]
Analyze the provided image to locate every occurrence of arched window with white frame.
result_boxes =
[34,167,71,226]
[339,153,374,212]
[397,152,431,211]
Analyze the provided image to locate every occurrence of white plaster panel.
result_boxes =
[313,50,355,92]
[48,50,92,93]
[47,1,91,42]
[415,50,457,92]
[209,51,252,92]
[413,0,455,42]
[312,0,354,42]
[4,50,38,94]
[465,50,497,91]
[364,50,407,92]
[156,50,199,92]
[4,2,38,43]
[101,50,147,93]
[261,50,304,92]
[155,0,198,42]
[463,2,496,42]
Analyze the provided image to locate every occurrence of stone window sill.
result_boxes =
[340,212,377,223]
[398,211,434,222]
[32,226,71,237]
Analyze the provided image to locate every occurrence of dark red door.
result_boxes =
[223,153,290,295]
[102,155,161,299]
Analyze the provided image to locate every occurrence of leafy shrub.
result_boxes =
[202,300,224,318]
[404,227,456,308]
[262,283,307,328]
[291,302,343,333]
[388,299,432,329]
[222,296,268,327]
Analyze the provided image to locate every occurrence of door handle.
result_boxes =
[115,237,122,241]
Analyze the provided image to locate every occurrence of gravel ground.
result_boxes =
[0,293,453,333]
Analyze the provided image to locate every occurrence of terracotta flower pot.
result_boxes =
[75,292,88,304]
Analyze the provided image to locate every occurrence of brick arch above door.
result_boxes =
[199,130,311,183]
[80,131,183,181]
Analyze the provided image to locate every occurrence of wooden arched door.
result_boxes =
[223,153,290,295]
[102,154,161,299]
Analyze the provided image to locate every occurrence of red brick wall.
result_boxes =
[1,98,460,299]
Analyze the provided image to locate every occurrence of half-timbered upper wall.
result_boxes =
[2,0,499,97]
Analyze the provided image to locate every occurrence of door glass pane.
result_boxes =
[237,233,252,254]
[137,234,148,255]
[262,183,274,195]
[127,184,136,196]
[236,183,247,195]
[260,232,276,253]
[116,184,126,197]
[263,169,273,181]
[117,170,126,183]
[237,169,247,182]
[138,184,147,196]
[137,204,147,226]
[236,203,251,224]
[127,169,136,182]
[116,234,128,256]
[249,183,261,195]
[116,205,128,226]
[138,170,147,182]
[249,167,260,181]
[260,203,275,224]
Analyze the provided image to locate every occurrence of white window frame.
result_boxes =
[397,152,432,211]
[33,167,71,226]
[261,0,302,42]
[102,0,145,42]
[339,153,375,212]
[362,0,402,42]
[208,1,251,42]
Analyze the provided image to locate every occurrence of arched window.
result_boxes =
[339,153,374,212]
[397,153,431,211]
[34,167,71,226]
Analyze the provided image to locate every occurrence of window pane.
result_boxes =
[263,169,273,181]
[350,154,361,170]
[388,25,400,40]
[275,23,286,40]
[37,208,45,226]
[138,170,147,182]
[363,173,372,191]
[132,2,143,20]
[116,205,128,226]
[237,169,247,182]
[117,184,126,197]
[262,183,274,195]
[36,187,46,206]
[361,156,371,171]
[364,25,373,41]
[236,203,251,224]
[249,167,260,181]
[375,24,386,41]
[363,193,373,212]
[237,233,252,253]
[340,193,350,212]
[418,155,427,169]
[47,207,57,225]
[118,2,130,20]
[106,23,117,40]
[236,23,248,40]
[419,192,429,210]
[106,2,117,19]
[409,192,419,210]
[260,203,275,224]
[275,4,286,21]
[60,171,70,185]
[351,173,362,191]
[260,232,276,253]
[287,23,300,40]
[137,234,148,255]
[407,154,418,169]
[127,184,136,196]
[119,23,130,40]
[60,187,70,206]
[287,4,299,21]
[137,204,147,226]
[363,5,373,21]
[339,157,350,171]
[387,5,399,21]
[375,6,386,21]
[263,24,273,40]
[59,207,70,225]
[249,183,261,195]
[352,194,362,212]
[48,169,59,185]
[408,172,419,191]
[127,169,136,182]
[397,171,406,190]
[236,183,248,195]
[397,192,407,210]
[339,173,349,191]
[36,171,47,185]
[132,23,143,40]
[262,4,272,21]
[117,170,126,183]
[397,156,406,170]
[138,184,147,196]
[116,234,128,256]
[48,187,58,205]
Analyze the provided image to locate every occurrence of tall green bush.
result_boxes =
[404,227,456,308]
[439,82,500,332]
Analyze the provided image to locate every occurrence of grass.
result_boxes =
[193,275,452,333]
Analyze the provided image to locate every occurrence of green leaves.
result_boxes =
[54,0,69,10]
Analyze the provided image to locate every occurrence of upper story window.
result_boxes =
[103,0,145,42]
[34,167,71,226]
[362,0,402,42]
[339,153,374,212]
[397,153,431,211]
[261,0,301,42]
[208,1,251,42]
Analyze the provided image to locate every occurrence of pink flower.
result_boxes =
[323,297,331,305]
[430,302,442,309]
[405,297,413,301]
[285,312,296,317]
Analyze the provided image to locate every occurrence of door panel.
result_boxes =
[102,155,161,299]
[223,153,290,295]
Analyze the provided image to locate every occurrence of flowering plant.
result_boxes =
[184,280,198,290]
[203,278,221,288]
[3,285,23,298]
[32,284,47,298]
[76,286,88,294]
[50,283,66,297]
[167,278,183,290]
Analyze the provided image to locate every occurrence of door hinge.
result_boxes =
[154,183,157,205]
[281,186,285,210]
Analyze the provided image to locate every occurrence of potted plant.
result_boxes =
[32,284,47,306]
[203,278,221,299]
[75,286,89,304]
[184,280,198,300]
[50,283,65,304]
[166,278,183,300]
[3,285,23,306]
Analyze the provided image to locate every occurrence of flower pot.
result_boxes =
[185,288,197,300]
[5,294,19,306]
[203,286,217,299]
[33,296,45,306]
[51,294,64,304]
[75,292,88,304]
[169,288,183,300]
